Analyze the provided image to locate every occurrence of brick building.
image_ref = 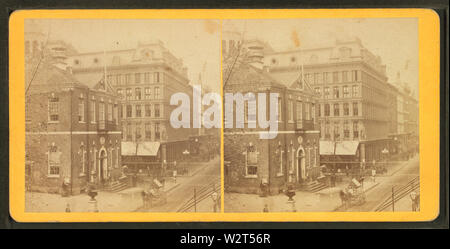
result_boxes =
[264,38,396,170]
[25,40,122,194]
[223,39,321,194]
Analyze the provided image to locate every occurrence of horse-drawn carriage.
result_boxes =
[340,178,366,208]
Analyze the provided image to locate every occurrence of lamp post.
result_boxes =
[382,148,389,172]
[182,149,190,175]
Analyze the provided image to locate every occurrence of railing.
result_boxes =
[296,119,314,130]
[98,120,117,131]
[374,176,420,211]
[177,178,221,212]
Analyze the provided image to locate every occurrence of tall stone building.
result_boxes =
[264,38,396,169]
[68,41,198,168]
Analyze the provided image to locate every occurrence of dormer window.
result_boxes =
[271,58,278,65]
[74,59,80,65]
[93,58,99,64]
[291,57,296,63]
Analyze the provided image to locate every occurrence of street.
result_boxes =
[145,156,221,212]
[345,154,420,212]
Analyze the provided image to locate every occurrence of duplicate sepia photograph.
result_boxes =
[24,19,221,213]
[222,18,420,213]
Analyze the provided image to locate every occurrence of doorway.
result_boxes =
[296,147,306,183]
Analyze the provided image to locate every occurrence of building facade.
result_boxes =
[25,39,123,194]
[68,41,198,166]
[264,38,395,170]
[223,39,321,194]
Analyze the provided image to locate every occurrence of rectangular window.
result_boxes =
[352,85,359,97]
[353,102,359,116]
[135,125,141,140]
[333,72,339,83]
[154,87,160,99]
[145,87,152,99]
[145,123,151,140]
[48,145,61,176]
[135,105,142,117]
[135,88,142,100]
[325,122,330,139]
[344,121,350,139]
[155,72,160,83]
[115,74,121,85]
[324,104,330,117]
[126,105,132,118]
[318,104,321,117]
[288,100,294,122]
[154,104,160,118]
[48,96,59,122]
[117,89,123,98]
[107,103,113,121]
[113,104,118,124]
[343,85,349,98]
[334,103,340,116]
[342,71,348,82]
[305,103,311,120]
[99,102,105,121]
[351,70,360,82]
[314,87,321,97]
[90,101,96,123]
[246,145,258,176]
[126,88,132,100]
[78,99,85,122]
[155,123,160,140]
[353,121,359,138]
[333,86,340,98]
[344,103,350,116]
[145,104,151,117]
[125,74,131,85]
[324,87,330,99]
[296,101,302,120]
[135,73,141,84]
[144,72,151,83]
[334,122,340,140]
[126,123,132,140]
[277,98,282,121]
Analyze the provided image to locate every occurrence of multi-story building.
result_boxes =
[67,41,198,170]
[223,38,321,194]
[388,74,419,159]
[25,37,122,194]
[264,38,394,170]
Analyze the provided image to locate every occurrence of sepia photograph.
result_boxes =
[222,18,420,212]
[24,19,222,213]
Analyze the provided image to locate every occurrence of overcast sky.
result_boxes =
[225,18,418,97]
[28,19,221,93]
[28,18,418,97]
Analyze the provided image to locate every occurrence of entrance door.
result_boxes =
[297,148,306,183]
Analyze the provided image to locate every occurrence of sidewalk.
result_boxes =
[25,190,142,212]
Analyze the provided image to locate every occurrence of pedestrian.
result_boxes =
[410,191,418,211]
[65,203,71,212]
[339,189,347,208]
[263,204,269,212]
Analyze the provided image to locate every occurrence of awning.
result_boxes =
[319,141,335,155]
[320,141,359,156]
[335,141,359,155]
[121,142,160,156]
